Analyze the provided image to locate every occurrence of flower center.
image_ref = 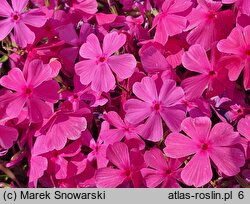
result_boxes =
[73,94,79,99]
[153,103,160,111]
[207,12,217,20]
[11,12,21,22]
[165,169,172,175]
[25,87,33,96]
[201,143,209,150]
[125,169,131,177]
[245,50,250,56]
[209,70,216,76]
[99,56,106,63]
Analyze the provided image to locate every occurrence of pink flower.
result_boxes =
[100,111,145,150]
[217,26,250,90]
[0,125,18,149]
[222,0,250,15]
[238,115,250,141]
[164,117,245,187]
[152,0,192,45]
[75,32,136,92]
[0,0,47,47]
[186,0,235,50]
[32,108,88,154]
[0,60,59,123]
[141,148,183,188]
[125,77,186,141]
[95,142,145,188]
[181,44,233,99]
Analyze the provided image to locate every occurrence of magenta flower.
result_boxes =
[75,32,136,92]
[238,115,250,142]
[0,0,47,47]
[95,142,145,188]
[217,26,250,90]
[125,77,186,141]
[181,44,233,99]
[0,60,59,123]
[186,0,235,50]
[33,108,88,154]
[0,125,18,149]
[164,117,245,187]
[141,148,183,188]
[100,111,145,149]
[152,0,192,45]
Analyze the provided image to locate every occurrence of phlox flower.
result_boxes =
[141,148,183,188]
[125,76,186,142]
[164,117,245,187]
[0,125,18,150]
[32,108,88,154]
[0,0,47,47]
[0,60,59,123]
[100,111,145,150]
[222,0,250,15]
[75,32,136,92]
[95,142,145,188]
[217,26,250,90]
[186,0,235,50]
[152,0,192,45]
[238,115,250,142]
[181,44,233,99]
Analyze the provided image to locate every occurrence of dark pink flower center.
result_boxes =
[207,12,217,20]
[11,12,21,22]
[209,70,216,76]
[201,143,209,150]
[153,103,160,111]
[246,50,250,56]
[73,94,79,99]
[125,169,131,177]
[99,56,106,63]
[25,87,33,96]
[165,169,172,175]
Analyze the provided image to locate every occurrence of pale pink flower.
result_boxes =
[217,26,250,90]
[125,77,186,141]
[164,117,245,187]
[186,0,235,50]
[181,44,233,99]
[0,0,47,47]
[75,32,136,92]
[0,60,59,123]
[95,142,145,188]
[152,0,192,45]
[141,148,183,188]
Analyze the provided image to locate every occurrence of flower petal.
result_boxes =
[0,19,14,41]
[96,168,126,188]
[21,9,47,27]
[14,21,35,47]
[124,99,152,124]
[181,151,212,187]
[75,60,98,85]
[133,77,158,103]
[181,117,211,142]
[108,54,136,79]
[79,34,102,59]
[106,142,130,170]
[11,0,29,12]
[103,32,126,56]
[0,68,26,92]
[210,147,245,176]
[164,133,198,158]
[91,63,115,92]
[0,0,12,17]
[0,125,18,149]
[144,148,167,170]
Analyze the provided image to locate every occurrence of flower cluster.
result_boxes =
[0,0,250,188]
